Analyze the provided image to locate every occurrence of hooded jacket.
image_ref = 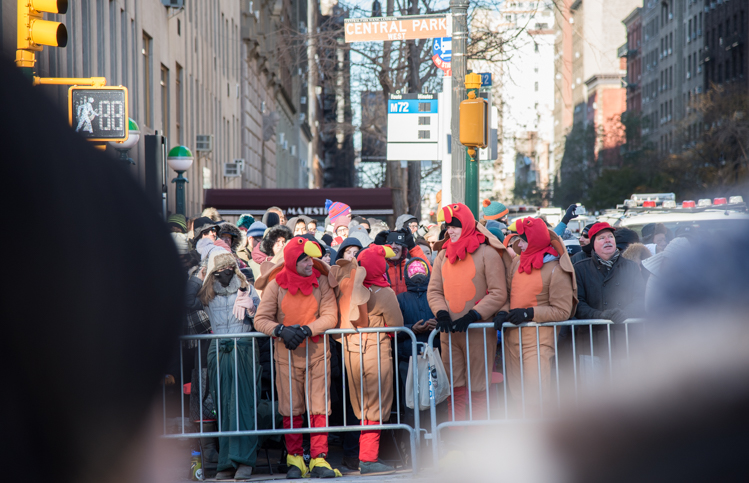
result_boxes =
[395,214,418,231]
[334,237,363,263]
[286,215,313,235]
[217,222,243,252]
[396,257,438,359]
[386,244,431,296]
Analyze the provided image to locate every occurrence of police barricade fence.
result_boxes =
[161,326,422,474]
[424,318,645,466]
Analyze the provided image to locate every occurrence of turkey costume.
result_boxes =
[253,237,341,478]
[328,244,404,474]
[427,203,512,421]
[498,217,577,411]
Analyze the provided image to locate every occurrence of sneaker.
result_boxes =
[234,464,253,480]
[342,456,360,471]
[215,468,236,480]
[286,464,303,479]
[359,461,395,475]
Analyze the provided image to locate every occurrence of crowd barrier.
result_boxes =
[161,327,422,474]
[161,319,644,473]
[425,319,645,466]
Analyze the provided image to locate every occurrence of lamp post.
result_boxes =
[110,118,140,165]
[167,145,194,216]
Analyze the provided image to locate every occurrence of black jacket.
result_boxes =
[570,243,592,264]
[574,253,646,320]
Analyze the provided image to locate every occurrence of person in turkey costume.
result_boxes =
[328,244,404,475]
[493,217,577,412]
[254,237,341,479]
[427,203,512,421]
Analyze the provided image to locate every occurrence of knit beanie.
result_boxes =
[236,214,255,232]
[167,214,187,233]
[482,199,509,220]
[326,199,351,222]
[485,219,505,242]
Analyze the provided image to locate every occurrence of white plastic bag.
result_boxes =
[406,346,450,411]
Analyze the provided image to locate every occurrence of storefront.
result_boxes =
[203,188,394,220]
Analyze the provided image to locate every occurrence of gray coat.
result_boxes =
[203,275,261,334]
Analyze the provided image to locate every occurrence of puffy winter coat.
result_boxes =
[203,275,261,334]
[396,258,438,359]
[573,253,645,320]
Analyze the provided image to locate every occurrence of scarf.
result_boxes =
[440,203,485,264]
[275,237,321,296]
[517,217,559,274]
[358,245,391,288]
[595,249,620,270]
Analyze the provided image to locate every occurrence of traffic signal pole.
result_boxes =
[450,0,469,210]
[464,74,481,217]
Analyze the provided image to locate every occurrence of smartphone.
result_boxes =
[575,204,587,216]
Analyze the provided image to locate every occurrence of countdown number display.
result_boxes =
[68,86,129,142]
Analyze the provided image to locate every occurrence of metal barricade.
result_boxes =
[162,326,422,474]
[425,318,644,465]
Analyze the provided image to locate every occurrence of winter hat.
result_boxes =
[482,199,509,220]
[349,225,372,247]
[407,259,428,278]
[167,214,187,233]
[236,214,255,232]
[321,233,334,247]
[170,233,190,254]
[203,250,238,285]
[325,199,351,222]
[588,222,616,243]
[485,220,505,242]
[642,236,691,276]
[247,221,267,238]
[333,216,350,233]
[615,227,640,252]
[193,216,217,237]
[201,207,222,222]
[562,236,581,256]
[263,211,280,229]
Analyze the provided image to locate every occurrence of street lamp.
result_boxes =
[167,145,194,216]
[110,118,140,165]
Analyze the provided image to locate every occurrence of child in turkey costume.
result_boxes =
[328,244,404,475]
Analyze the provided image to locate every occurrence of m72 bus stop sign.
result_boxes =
[68,86,129,142]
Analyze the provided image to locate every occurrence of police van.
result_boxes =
[608,193,749,236]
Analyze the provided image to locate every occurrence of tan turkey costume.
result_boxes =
[254,237,339,477]
[328,244,403,464]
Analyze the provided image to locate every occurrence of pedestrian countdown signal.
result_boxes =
[68,86,129,142]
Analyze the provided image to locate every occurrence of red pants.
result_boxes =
[359,420,380,463]
[283,415,328,458]
[447,386,489,421]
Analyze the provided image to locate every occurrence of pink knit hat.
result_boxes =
[407,260,428,278]
[326,199,351,222]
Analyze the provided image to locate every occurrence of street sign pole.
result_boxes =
[450,0,469,209]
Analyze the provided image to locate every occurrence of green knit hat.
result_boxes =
[167,214,187,232]
[482,199,509,220]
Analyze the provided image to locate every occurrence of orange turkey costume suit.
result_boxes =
[328,244,403,464]
[427,203,512,421]
[254,237,338,460]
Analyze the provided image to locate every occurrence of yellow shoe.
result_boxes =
[286,454,308,479]
[309,457,342,478]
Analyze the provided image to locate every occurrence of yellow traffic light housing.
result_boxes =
[16,0,69,69]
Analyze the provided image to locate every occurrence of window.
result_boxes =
[535,81,539,91]
[176,64,183,144]
[121,10,127,90]
[143,32,152,127]
[109,1,117,83]
[82,0,91,77]
[97,0,106,76]
[160,64,169,138]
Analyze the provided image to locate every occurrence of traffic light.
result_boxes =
[16,0,68,69]
[459,73,488,150]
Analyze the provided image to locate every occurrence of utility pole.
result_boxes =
[450,0,469,206]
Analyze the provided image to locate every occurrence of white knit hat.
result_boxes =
[203,251,237,285]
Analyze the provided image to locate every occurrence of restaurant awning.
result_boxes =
[203,188,394,217]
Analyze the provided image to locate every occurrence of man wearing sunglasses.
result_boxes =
[571,223,596,264]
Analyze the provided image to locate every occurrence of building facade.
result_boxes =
[0,0,311,216]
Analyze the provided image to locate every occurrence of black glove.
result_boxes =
[562,204,579,225]
[507,307,534,325]
[436,310,453,333]
[274,324,305,350]
[298,325,313,338]
[602,308,627,324]
[493,311,509,330]
[452,310,480,333]
[374,230,390,246]
[399,227,416,250]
